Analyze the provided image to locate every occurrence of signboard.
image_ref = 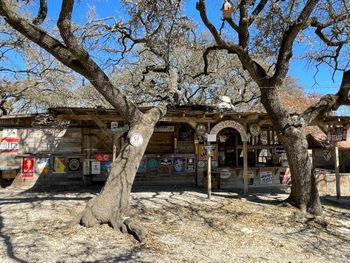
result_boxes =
[323,149,332,161]
[110,122,119,132]
[36,157,50,175]
[154,126,175,132]
[130,133,143,147]
[186,158,195,172]
[21,156,35,178]
[68,158,81,172]
[53,157,65,173]
[173,157,185,173]
[0,137,20,153]
[207,134,217,142]
[95,153,111,162]
[327,126,347,142]
[91,161,101,174]
[198,145,218,161]
[260,171,273,185]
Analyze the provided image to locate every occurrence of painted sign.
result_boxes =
[173,157,185,173]
[210,120,248,141]
[0,137,20,153]
[35,157,50,175]
[327,126,347,142]
[147,159,158,170]
[155,126,175,132]
[91,161,101,174]
[207,134,217,142]
[101,161,112,173]
[130,133,143,147]
[21,156,35,178]
[186,157,195,172]
[260,171,273,185]
[53,157,65,173]
[95,153,111,162]
[68,158,81,172]
[198,145,218,161]
[137,157,147,173]
[160,158,172,166]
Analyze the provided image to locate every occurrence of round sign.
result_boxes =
[68,158,80,171]
[249,124,260,136]
[130,133,143,147]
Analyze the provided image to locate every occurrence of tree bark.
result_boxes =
[78,113,157,242]
[261,86,322,215]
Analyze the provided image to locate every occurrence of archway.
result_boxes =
[209,120,249,195]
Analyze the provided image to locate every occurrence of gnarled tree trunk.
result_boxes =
[279,128,321,215]
[78,113,158,241]
[261,86,322,215]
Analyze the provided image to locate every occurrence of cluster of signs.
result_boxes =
[327,126,347,142]
[83,153,112,175]
[137,155,195,174]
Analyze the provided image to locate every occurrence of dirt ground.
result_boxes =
[0,185,349,263]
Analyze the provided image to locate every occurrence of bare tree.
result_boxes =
[196,0,350,214]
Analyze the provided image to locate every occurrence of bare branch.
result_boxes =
[32,0,47,25]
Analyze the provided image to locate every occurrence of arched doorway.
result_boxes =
[210,120,249,195]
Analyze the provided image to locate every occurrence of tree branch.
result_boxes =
[302,70,350,125]
[32,0,47,25]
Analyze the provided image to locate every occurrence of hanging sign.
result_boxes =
[21,156,35,178]
[207,134,217,142]
[130,133,143,147]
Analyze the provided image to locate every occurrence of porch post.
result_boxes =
[334,144,340,199]
[243,140,248,196]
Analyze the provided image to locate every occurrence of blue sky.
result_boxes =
[36,0,346,95]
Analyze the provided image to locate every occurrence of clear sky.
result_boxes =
[39,0,346,96]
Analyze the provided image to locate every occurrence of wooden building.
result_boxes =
[0,106,348,193]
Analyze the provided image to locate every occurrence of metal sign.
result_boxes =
[130,133,143,147]
[207,134,217,142]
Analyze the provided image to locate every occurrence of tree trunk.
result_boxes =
[78,114,156,241]
[261,86,322,215]
[279,128,322,215]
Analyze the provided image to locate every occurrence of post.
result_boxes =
[243,140,248,196]
[207,154,212,199]
[334,144,340,199]
[112,134,117,161]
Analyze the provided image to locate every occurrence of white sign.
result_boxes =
[2,129,17,138]
[91,161,101,175]
[110,122,119,132]
[130,133,143,147]
[260,171,273,184]
[207,134,217,142]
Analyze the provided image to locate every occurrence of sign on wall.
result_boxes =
[260,171,273,185]
[21,156,35,178]
[53,157,66,173]
[91,161,101,175]
[0,137,20,153]
[95,153,111,162]
[35,157,50,175]
[327,126,347,142]
[2,129,17,138]
[68,158,81,172]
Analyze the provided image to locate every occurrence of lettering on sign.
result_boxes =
[210,120,248,141]
[0,137,20,153]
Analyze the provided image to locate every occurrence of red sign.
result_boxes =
[95,153,111,162]
[0,137,20,153]
[21,156,35,178]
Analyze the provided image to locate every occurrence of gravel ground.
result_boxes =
[0,186,349,263]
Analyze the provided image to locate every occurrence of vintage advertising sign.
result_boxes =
[68,158,81,172]
[95,153,111,162]
[91,161,101,175]
[35,157,50,175]
[53,157,65,173]
[198,145,218,161]
[21,156,35,178]
[0,137,20,153]
[260,171,273,185]
[173,157,185,173]
[130,133,143,147]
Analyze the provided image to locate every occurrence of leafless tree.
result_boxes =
[196,0,350,214]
